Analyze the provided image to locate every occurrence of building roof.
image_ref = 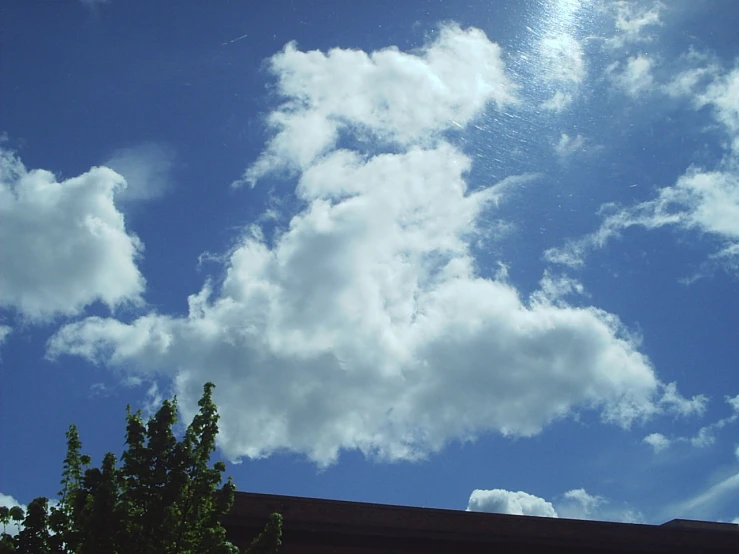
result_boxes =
[223,492,739,553]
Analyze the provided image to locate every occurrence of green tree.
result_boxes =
[0,382,281,554]
[15,498,52,554]
[0,506,26,554]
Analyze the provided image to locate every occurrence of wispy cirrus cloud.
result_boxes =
[668,471,739,521]
[538,32,586,96]
[541,91,574,112]
[554,133,586,159]
[696,67,739,154]
[0,324,11,356]
[103,142,176,204]
[605,1,664,50]
[78,0,109,7]
[607,54,657,97]
[662,49,720,99]
[0,325,11,345]
[545,159,739,269]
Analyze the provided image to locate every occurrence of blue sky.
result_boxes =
[2,0,739,526]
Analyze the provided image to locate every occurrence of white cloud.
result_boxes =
[606,1,664,49]
[467,489,558,517]
[0,493,25,537]
[696,67,739,153]
[661,53,739,152]
[559,488,605,518]
[558,488,642,522]
[541,91,574,112]
[0,324,10,360]
[50,27,698,467]
[235,24,518,187]
[659,382,707,417]
[643,432,671,453]
[467,487,641,522]
[531,272,585,305]
[141,380,168,418]
[663,50,720,99]
[530,2,586,111]
[546,166,739,268]
[0,325,11,346]
[539,34,585,84]
[670,472,739,520]
[547,53,739,273]
[48,314,173,366]
[49,147,672,465]
[689,395,739,447]
[643,395,739,453]
[554,133,586,158]
[103,142,176,203]
[0,149,145,321]
[690,426,717,448]
[79,0,109,6]
[608,55,656,97]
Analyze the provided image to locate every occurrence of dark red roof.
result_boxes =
[223,492,738,553]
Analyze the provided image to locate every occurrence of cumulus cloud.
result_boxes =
[235,24,518,187]
[559,489,605,518]
[467,487,640,522]
[103,142,176,203]
[643,432,671,453]
[49,26,697,467]
[48,150,671,465]
[607,55,656,97]
[467,489,558,517]
[0,148,145,321]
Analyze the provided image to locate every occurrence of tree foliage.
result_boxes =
[0,383,281,554]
